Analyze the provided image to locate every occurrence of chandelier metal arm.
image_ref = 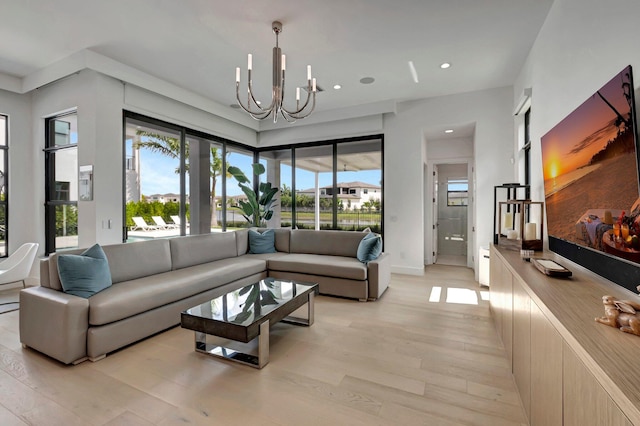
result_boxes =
[234,20,317,123]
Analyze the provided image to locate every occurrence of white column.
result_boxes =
[315,172,320,230]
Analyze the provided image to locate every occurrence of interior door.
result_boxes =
[432,166,438,264]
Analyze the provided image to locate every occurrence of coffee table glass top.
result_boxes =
[184,278,318,327]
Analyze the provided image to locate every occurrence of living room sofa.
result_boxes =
[20,228,390,365]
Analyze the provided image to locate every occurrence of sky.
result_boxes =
[540,66,634,181]
[132,145,381,197]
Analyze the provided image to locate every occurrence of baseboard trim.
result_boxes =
[391,266,424,276]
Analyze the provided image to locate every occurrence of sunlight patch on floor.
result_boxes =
[428,286,482,305]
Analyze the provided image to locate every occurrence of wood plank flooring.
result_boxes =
[0,265,527,425]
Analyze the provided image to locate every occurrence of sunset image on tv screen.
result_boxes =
[541,65,639,256]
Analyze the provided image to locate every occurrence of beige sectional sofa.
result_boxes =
[20,228,390,365]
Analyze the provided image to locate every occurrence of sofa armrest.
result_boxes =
[19,287,89,364]
[367,252,391,301]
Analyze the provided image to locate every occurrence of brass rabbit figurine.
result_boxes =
[595,295,640,336]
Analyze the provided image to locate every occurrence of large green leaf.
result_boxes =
[227,166,250,184]
[251,163,266,176]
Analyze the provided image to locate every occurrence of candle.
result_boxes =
[312,78,317,92]
[281,54,286,70]
[507,229,519,240]
[248,54,252,70]
[503,212,513,230]
[235,67,240,83]
[296,87,300,101]
[307,65,312,81]
[525,222,537,240]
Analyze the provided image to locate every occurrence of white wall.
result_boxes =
[0,89,35,255]
[385,88,514,275]
[514,0,640,211]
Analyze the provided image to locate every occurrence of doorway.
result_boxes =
[434,164,468,266]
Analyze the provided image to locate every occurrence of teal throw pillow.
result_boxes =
[58,244,112,298]
[248,229,277,254]
[357,232,382,263]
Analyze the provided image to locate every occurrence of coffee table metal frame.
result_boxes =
[181,280,318,369]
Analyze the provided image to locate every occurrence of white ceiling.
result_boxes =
[0,0,553,132]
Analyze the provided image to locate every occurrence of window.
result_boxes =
[44,112,78,254]
[124,115,184,241]
[524,108,531,199]
[0,115,8,257]
[258,136,383,233]
[447,178,469,206]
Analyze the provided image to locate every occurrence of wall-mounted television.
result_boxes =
[541,65,640,291]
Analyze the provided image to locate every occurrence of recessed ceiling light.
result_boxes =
[445,129,454,133]
[440,62,451,69]
[333,84,342,90]
[360,77,375,85]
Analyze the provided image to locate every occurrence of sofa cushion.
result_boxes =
[249,229,277,254]
[102,240,172,284]
[170,232,238,270]
[58,244,112,298]
[89,256,267,325]
[236,228,291,255]
[357,233,383,263]
[289,229,363,257]
[268,253,367,281]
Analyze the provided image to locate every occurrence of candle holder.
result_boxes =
[497,200,544,251]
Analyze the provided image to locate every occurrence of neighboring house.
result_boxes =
[145,193,187,204]
[297,181,381,210]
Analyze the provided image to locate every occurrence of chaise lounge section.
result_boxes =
[20,228,390,365]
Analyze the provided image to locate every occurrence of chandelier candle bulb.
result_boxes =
[296,87,300,101]
[282,55,286,70]
[312,78,317,92]
[248,54,252,70]
[307,65,311,81]
[235,67,240,83]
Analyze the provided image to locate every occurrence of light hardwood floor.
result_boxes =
[0,265,526,425]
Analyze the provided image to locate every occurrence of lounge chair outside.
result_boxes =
[152,216,178,229]
[171,215,189,227]
[131,217,159,231]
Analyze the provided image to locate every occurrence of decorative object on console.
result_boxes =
[235,20,317,123]
[531,258,572,277]
[595,295,640,336]
[496,198,544,251]
[493,183,529,245]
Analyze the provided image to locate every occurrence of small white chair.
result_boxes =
[152,216,178,229]
[171,215,189,228]
[0,242,39,288]
[130,217,158,231]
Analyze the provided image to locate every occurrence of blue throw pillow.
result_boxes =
[357,232,382,263]
[248,229,277,254]
[58,244,112,298]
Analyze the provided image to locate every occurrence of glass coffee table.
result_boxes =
[181,278,318,368]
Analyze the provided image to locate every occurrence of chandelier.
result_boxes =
[235,21,317,123]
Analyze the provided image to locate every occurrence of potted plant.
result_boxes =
[227,163,278,227]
